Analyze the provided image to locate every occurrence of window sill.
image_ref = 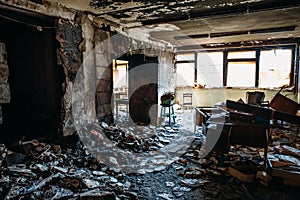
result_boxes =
[175,86,295,92]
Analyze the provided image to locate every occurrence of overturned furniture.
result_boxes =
[269,91,300,128]
[227,95,300,127]
[195,105,271,168]
[224,96,300,169]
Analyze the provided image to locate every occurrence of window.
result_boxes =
[113,60,128,88]
[226,50,256,87]
[176,53,195,61]
[228,51,256,59]
[176,63,195,86]
[259,49,292,88]
[227,61,256,87]
[225,48,293,88]
[197,52,223,87]
[175,45,295,89]
[175,53,196,87]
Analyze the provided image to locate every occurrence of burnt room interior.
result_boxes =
[1,0,300,199]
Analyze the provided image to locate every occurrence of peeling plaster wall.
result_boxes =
[92,24,176,123]
[56,15,101,135]
[158,51,175,97]
[56,17,84,136]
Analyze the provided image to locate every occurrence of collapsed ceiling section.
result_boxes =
[50,0,300,47]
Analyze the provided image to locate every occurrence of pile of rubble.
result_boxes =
[100,122,179,153]
[76,117,195,174]
[183,125,300,187]
[0,139,130,199]
[0,117,194,199]
[0,116,299,199]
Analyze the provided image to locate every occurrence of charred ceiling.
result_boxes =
[3,0,300,48]
[85,0,300,25]
[47,0,300,48]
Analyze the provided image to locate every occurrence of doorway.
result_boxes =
[113,59,129,122]
[0,7,64,146]
[128,54,159,126]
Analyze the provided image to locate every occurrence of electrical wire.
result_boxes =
[0,14,56,31]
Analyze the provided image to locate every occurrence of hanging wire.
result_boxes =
[0,14,57,31]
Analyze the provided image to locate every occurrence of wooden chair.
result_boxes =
[246,91,269,107]
[182,93,193,112]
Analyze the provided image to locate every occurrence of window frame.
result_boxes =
[224,46,295,88]
[197,51,224,88]
[224,49,258,87]
[175,52,197,85]
[175,44,296,89]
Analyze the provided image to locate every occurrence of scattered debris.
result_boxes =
[272,167,300,186]
[256,170,272,186]
[227,165,256,183]
[165,181,175,187]
[0,105,299,199]
[180,178,209,188]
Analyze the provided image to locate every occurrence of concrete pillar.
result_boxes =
[82,15,97,123]
[94,29,113,123]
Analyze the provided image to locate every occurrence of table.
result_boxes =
[194,107,228,131]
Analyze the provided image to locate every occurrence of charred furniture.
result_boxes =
[196,104,271,168]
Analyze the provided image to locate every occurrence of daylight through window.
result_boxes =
[175,46,294,89]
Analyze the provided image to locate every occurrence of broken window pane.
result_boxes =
[228,51,256,59]
[197,52,223,87]
[176,63,195,86]
[227,62,256,87]
[259,49,292,88]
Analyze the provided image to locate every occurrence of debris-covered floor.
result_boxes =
[1,112,300,200]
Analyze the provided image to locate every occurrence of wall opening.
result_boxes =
[128,54,159,126]
[112,59,129,123]
[0,7,64,147]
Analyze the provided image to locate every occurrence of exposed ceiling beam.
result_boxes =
[175,38,299,52]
